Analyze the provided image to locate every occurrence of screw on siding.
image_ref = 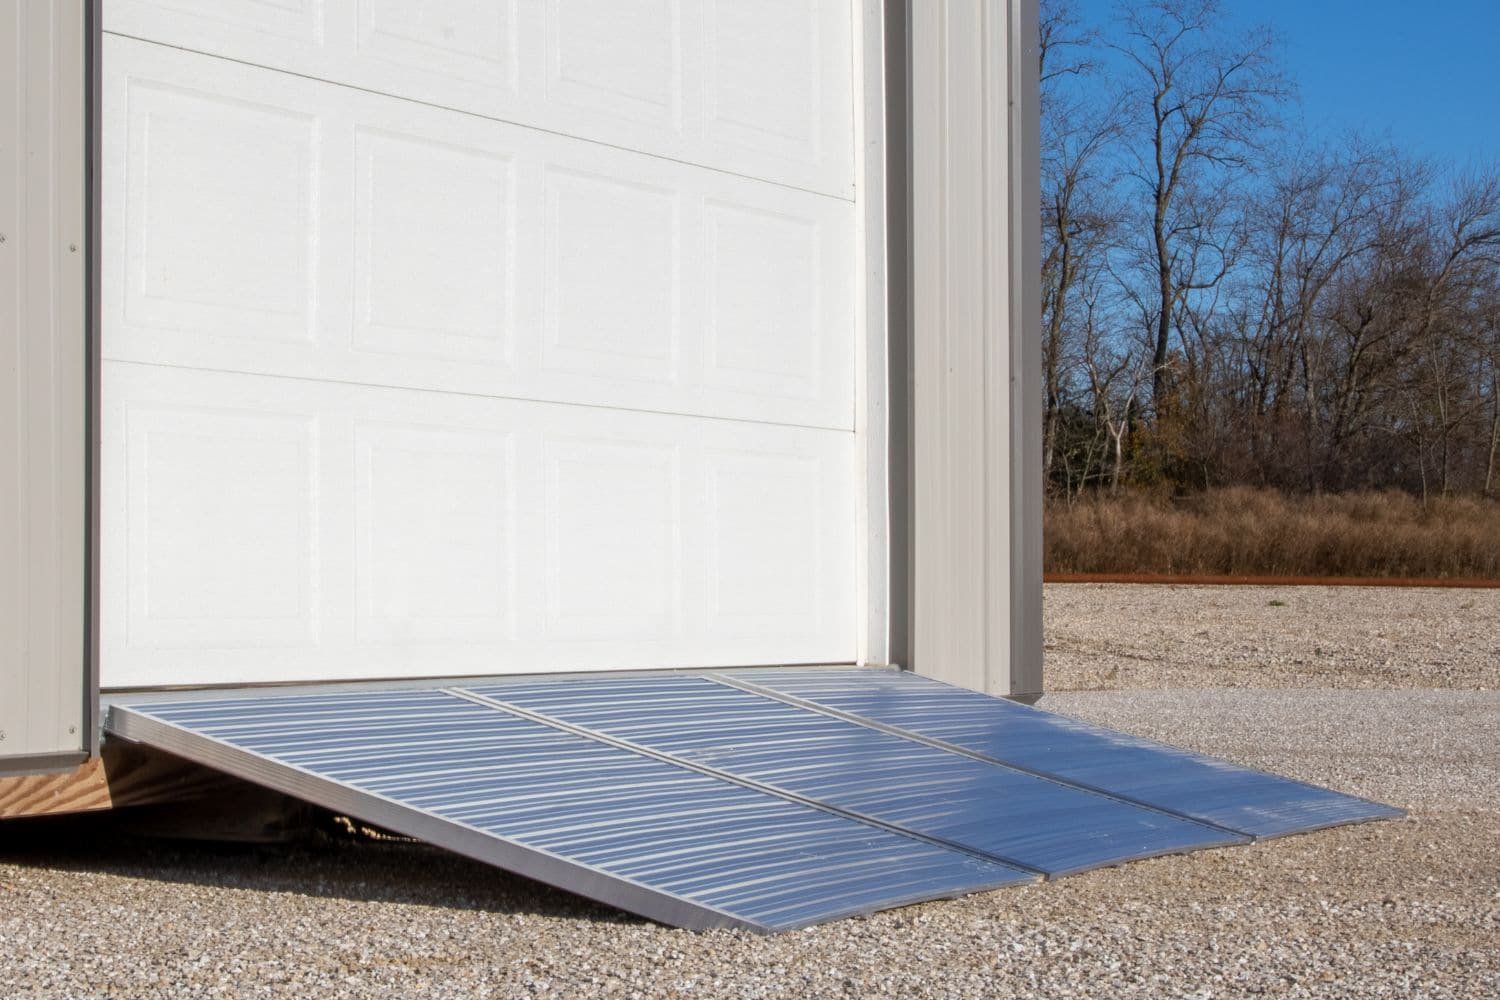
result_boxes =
[69,243,78,252]
[69,725,77,735]
[0,730,6,741]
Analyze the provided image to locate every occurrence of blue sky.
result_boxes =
[1074,0,1500,165]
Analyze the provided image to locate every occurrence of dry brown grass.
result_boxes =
[1045,487,1500,579]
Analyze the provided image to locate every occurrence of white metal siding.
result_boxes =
[100,2,861,687]
[910,0,1041,697]
[0,0,87,758]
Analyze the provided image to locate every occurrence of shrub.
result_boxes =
[1044,488,1500,579]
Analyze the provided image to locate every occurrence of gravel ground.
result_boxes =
[3,585,1497,998]
[1045,584,1500,691]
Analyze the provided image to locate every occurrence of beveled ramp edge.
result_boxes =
[105,697,1036,933]
[720,670,1406,839]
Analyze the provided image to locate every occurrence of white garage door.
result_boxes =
[100,2,862,688]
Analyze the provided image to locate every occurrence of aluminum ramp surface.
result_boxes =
[106,669,1401,932]
[725,668,1405,838]
[463,678,1245,875]
[107,689,1031,932]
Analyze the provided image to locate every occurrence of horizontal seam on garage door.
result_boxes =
[102,31,859,206]
[101,358,859,435]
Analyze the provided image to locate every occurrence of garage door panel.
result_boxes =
[354,422,518,646]
[357,0,519,93]
[704,201,826,401]
[110,0,328,46]
[117,402,321,651]
[543,438,681,640]
[106,0,853,197]
[118,77,320,343]
[104,37,854,431]
[353,128,517,364]
[542,167,678,384]
[706,451,825,635]
[102,363,857,688]
[703,0,823,161]
[545,0,683,129]
[102,8,862,687]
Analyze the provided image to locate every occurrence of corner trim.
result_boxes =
[907,0,1041,697]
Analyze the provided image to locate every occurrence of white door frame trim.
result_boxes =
[907,0,1042,698]
[855,0,891,668]
[0,0,91,768]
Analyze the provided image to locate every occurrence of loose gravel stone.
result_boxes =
[1044,583,1500,691]
[2,585,1495,998]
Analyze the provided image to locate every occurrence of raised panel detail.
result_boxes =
[354,130,514,364]
[355,423,515,643]
[705,202,821,399]
[98,2,863,686]
[106,40,854,429]
[704,0,819,156]
[126,0,325,43]
[123,80,317,343]
[707,451,821,634]
[126,406,318,648]
[108,0,853,196]
[546,0,679,127]
[544,439,679,639]
[544,169,677,382]
[101,364,856,686]
[356,0,516,89]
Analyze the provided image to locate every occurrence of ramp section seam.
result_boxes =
[705,672,1250,842]
[448,687,1050,878]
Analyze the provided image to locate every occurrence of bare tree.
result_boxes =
[1034,4,1500,505]
[1481,281,1500,498]
[1039,0,1119,484]
[1239,139,1417,489]
[1075,281,1158,495]
[1040,0,1096,89]
[1109,0,1288,413]
[1400,172,1500,496]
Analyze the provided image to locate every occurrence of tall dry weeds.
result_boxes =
[1045,488,1500,578]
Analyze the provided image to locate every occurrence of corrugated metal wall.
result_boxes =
[0,0,88,771]
[909,0,1042,698]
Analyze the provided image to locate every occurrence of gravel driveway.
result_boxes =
[3,585,1496,998]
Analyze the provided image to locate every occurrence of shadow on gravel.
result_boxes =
[0,809,645,929]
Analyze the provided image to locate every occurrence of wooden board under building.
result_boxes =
[0,742,240,820]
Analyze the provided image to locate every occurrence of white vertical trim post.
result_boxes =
[909,0,1041,698]
[0,0,89,767]
[855,0,891,667]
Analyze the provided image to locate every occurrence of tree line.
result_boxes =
[1039,0,1500,502]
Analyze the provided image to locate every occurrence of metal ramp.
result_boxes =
[724,669,1406,839]
[105,669,1401,932]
